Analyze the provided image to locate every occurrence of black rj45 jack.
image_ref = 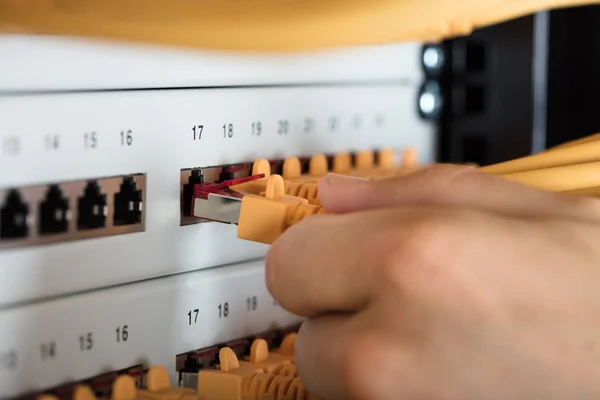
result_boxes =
[0,190,29,239]
[113,177,143,226]
[39,185,70,235]
[78,181,107,230]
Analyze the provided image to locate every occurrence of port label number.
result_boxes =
[277,120,289,135]
[44,134,60,151]
[78,332,93,351]
[84,132,98,149]
[115,325,129,342]
[218,302,229,318]
[303,118,315,134]
[352,115,361,129]
[2,135,20,156]
[223,123,234,138]
[251,121,262,136]
[40,341,57,361]
[328,116,338,132]
[0,350,17,370]
[192,125,204,141]
[120,130,133,147]
[246,296,258,312]
[187,309,199,325]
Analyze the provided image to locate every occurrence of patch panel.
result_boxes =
[0,261,300,398]
[0,84,433,307]
[20,365,146,400]
[0,174,146,249]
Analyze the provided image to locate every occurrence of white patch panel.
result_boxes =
[0,35,423,92]
[0,261,300,398]
[0,84,435,307]
[0,35,435,399]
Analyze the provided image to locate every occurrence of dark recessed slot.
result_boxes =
[183,170,203,217]
[113,177,143,226]
[465,85,486,114]
[39,185,70,235]
[77,181,107,230]
[465,41,486,72]
[299,158,310,174]
[0,190,29,239]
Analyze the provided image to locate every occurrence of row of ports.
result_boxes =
[1,148,398,247]
[24,325,299,400]
[0,175,146,249]
[180,150,392,226]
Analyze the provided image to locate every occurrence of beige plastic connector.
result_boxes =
[237,174,324,244]
[196,347,314,400]
[75,386,100,400]
[350,148,420,179]
[243,339,297,378]
[276,333,297,364]
[332,153,352,174]
[138,366,197,400]
[229,159,272,196]
[231,159,321,206]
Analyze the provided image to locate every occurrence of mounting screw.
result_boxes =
[422,44,446,77]
[418,80,444,120]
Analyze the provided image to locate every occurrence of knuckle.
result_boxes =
[377,214,468,290]
[415,163,480,187]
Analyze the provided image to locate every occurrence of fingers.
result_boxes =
[318,164,600,221]
[296,311,424,400]
[294,315,356,400]
[266,205,488,318]
[266,211,390,317]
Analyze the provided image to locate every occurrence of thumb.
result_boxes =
[317,164,600,220]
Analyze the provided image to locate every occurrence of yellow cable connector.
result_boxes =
[197,347,314,400]
[237,175,325,244]
[191,138,600,247]
[138,365,197,400]
[243,339,298,378]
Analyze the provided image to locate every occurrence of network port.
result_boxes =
[113,177,143,226]
[77,181,107,230]
[180,150,388,226]
[182,169,203,218]
[0,190,29,240]
[0,173,146,249]
[38,185,70,235]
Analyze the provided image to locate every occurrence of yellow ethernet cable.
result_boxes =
[479,139,600,175]
[547,132,600,150]
[190,135,600,246]
[1,0,599,52]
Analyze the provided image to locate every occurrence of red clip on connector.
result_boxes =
[191,174,265,213]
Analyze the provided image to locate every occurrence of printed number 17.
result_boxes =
[193,125,204,140]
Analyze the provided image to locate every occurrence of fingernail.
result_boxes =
[319,173,369,192]
[324,173,369,182]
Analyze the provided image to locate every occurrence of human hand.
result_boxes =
[265,164,600,400]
